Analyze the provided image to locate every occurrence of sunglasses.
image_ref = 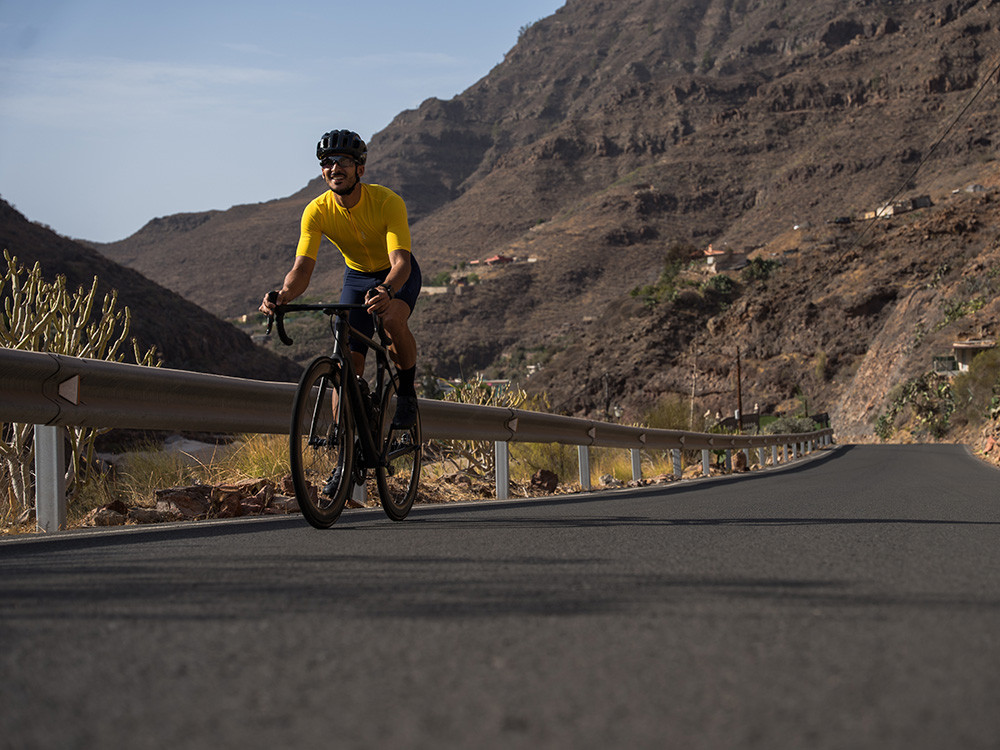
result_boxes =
[319,155,357,169]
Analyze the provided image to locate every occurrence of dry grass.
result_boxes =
[5,434,774,533]
[64,434,291,524]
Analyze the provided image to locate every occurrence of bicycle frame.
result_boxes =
[268,295,422,526]
[269,302,395,471]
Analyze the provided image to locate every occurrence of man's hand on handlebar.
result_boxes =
[260,290,281,315]
[364,284,392,315]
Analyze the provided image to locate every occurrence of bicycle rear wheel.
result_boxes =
[375,377,422,521]
[290,357,354,528]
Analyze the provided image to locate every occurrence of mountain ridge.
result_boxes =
[0,199,301,381]
[83,0,1000,440]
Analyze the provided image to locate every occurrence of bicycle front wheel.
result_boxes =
[290,357,354,528]
[375,378,422,521]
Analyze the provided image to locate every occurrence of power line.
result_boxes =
[848,50,1000,251]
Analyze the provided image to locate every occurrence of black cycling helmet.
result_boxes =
[317,129,367,165]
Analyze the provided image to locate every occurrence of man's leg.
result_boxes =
[380,300,416,368]
[381,300,418,428]
[323,349,367,498]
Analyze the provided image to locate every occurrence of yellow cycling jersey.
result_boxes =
[295,183,411,272]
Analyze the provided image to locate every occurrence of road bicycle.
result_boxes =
[265,295,422,528]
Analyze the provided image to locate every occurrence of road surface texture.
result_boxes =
[2,443,999,749]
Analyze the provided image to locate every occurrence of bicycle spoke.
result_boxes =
[290,358,354,528]
[375,378,421,521]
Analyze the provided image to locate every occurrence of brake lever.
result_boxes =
[263,291,294,345]
[275,315,294,346]
[264,291,277,336]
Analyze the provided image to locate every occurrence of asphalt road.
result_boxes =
[2,443,999,749]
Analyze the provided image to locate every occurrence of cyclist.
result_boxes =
[260,129,421,430]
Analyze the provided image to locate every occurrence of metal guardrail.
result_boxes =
[1,347,834,532]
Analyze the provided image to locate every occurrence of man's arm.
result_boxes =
[260,255,315,313]
[365,249,411,314]
[381,249,411,295]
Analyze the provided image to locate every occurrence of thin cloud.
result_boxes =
[0,56,293,128]
[221,42,284,58]
[348,51,464,69]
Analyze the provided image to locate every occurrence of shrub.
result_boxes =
[763,416,820,435]
[742,257,781,283]
[0,251,159,525]
[643,393,696,431]
[435,376,528,478]
[873,372,954,441]
[951,345,1000,427]
[702,274,736,296]
[629,242,696,306]
[511,441,578,484]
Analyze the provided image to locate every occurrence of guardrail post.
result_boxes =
[702,449,710,476]
[495,441,510,501]
[578,445,591,490]
[771,445,778,466]
[630,449,641,482]
[34,424,67,533]
[672,449,682,480]
[757,447,765,468]
[783,444,789,463]
[725,450,732,472]
[352,478,366,506]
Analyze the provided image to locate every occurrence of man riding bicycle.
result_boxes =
[260,129,421,430]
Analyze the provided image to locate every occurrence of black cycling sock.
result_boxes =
[398,365,417,398]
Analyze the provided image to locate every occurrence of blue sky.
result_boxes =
[0,0,564,242]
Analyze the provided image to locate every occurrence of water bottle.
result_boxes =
[357,377,375,424]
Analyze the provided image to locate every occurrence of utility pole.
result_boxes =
[735,346,743,432]
[689,347,698,428]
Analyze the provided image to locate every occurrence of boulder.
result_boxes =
[531,469,559,493]
[155,486,212,519]
[84,507,126,526]
[127,506,180,524]
[600,474,625,488]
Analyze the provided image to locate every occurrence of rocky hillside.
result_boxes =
[0,199,301,381]
[93,0,1000,439]
[527,182,1000,442]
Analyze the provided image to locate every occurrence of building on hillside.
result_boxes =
[860,195,932,220]
[951,339,996,372]
[704,244,726,268]
[467,254,516,266]
[704,243,748,272]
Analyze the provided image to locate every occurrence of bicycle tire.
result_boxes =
[290,357,354,528]
[375,377,422,521]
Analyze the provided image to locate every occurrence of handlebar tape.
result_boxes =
[264,291,294,345]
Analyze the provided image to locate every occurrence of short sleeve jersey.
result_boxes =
[295,183,411,273]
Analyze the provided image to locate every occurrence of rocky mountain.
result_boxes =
[0,199,300,381]
[94,0,1000,439]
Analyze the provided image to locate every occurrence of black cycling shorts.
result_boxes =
[339,255,421,355]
